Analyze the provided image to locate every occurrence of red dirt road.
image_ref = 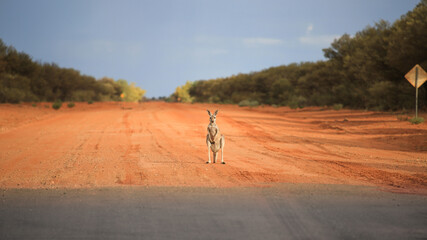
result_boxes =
[0,102,426,194]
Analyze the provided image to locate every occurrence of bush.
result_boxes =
[32,103,37,107]
[52,100,62,110]
[0,87,26,103]
[396,114,409,121]
[238,99,259,107]
[333,103,343,111]
[208,95,221,103]
[409,117,424,124]
[288,101,299,109]
[67,102,75,108]
[287,95,307,109]
[221,99,233,104]
[164,97,174,102]
[88,100,93,104]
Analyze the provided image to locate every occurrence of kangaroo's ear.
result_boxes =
[214,110,219,116]
[207,110,212,116]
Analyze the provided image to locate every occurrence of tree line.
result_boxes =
[0,40,146,103]
[172,0,427,111]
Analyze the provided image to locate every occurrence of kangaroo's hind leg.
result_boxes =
[206,134,211,164]
[220,135,225,164]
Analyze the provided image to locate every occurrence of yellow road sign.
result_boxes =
[405,64,427,88]
[120,93,125,99]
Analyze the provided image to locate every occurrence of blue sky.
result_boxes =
[0,0,420,97]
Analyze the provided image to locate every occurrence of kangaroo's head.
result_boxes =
[207,109,219,124]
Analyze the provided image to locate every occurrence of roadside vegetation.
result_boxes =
[52,100,62,110]
[67,102,75,108]
[238,100,260,107]
[0,41,146,103]
[333,104,343,111]
[171,1,427,112]
[409,117,425,124]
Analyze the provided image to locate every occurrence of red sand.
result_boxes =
[0,102,426,194]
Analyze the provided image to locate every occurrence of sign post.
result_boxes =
[415,67,418,118]
[405,64,427,118]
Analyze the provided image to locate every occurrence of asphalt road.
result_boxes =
[1,184,426,240]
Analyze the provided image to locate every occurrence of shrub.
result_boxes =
[52,100,62,110]
[221,99,233,105]
[287,95,307,109]
[67,102,75,108]
[288,101,299,109]
[208,95,221,103]
[32,103,37,107]
[165,97,174,102]
[238,99,259,107]
[409,117,424,124]
[333,103,343,111]
[44,104,50,108]
[396,114,409,121]
[88,100,93,104]
[1,87,26,103]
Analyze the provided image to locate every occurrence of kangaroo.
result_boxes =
[206,109,225,164]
